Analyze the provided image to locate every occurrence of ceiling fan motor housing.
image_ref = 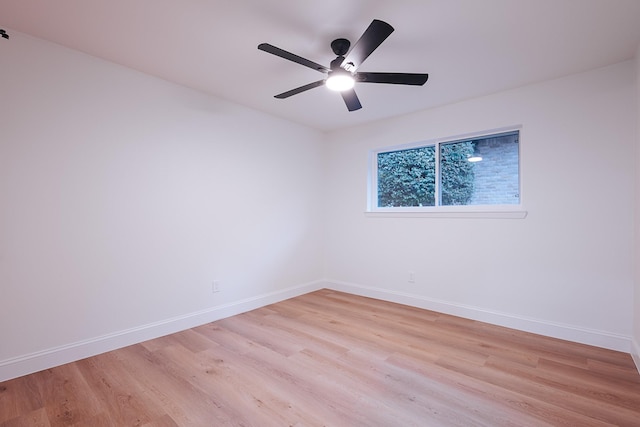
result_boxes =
[330,38,350,56]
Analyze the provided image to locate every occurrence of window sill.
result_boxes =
[364,209,528,219]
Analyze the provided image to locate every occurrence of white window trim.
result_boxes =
[366,126,527,219]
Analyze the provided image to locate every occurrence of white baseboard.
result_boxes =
[0,280,324,382]
[326,280,632,353]
[2,279,634,383]
[632,338,640,375]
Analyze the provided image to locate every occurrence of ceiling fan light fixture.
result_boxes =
[326,72,355,92]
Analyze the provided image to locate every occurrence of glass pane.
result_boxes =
[440,140,476,205]
[377,146,436,207]
[440,132,519,206]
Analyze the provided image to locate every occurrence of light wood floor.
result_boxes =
[1,290,639,426]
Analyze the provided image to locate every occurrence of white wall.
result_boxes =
[0,33,325,380]
[633,45,640,370]
[324,61,636,352]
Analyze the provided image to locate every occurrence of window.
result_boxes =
[370,129,521,212]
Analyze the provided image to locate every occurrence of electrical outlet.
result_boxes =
[212,280,220,293]
[408,271,415,283]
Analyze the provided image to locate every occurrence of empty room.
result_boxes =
[2,0,640,425]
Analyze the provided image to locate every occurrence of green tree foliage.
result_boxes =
[377,142,475,207]
[440,142,475,206]
[378,146,436,207]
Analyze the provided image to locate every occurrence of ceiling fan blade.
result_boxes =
[258,43,329,73]
[342,20,394,71]
[274,80,325,99]
[341,89,362,111]
[356,72,429,86]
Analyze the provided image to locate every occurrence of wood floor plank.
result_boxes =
[2,289,640,426]
[37,363,104,426]
[0,407,51,427]
[437,352,638,426]
[387,351,611,427]
[115,345,229,426]
[73,355,154,426]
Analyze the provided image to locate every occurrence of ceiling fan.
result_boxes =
[258,19,429,112]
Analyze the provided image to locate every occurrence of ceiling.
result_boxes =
[2,0,640,132]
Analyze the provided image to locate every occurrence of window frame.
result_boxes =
[367,126,526,219]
